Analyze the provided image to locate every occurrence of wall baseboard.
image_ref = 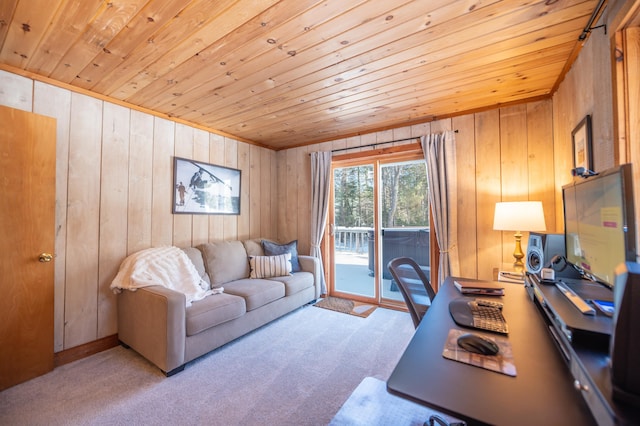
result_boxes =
[54,335,119,368]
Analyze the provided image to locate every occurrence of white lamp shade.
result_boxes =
[493,201,546,232]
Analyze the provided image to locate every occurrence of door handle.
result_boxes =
[38,253,53,263]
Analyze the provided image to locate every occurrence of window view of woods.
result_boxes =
[380,161,429,227]
[334,165,374,228]
[333,160,429,229]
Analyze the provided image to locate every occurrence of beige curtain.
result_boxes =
[310,151,332,295]
[421,131,459,287]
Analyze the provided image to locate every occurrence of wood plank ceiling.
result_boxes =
[0,0,601,150]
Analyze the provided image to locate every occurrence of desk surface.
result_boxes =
[387,277,596,425]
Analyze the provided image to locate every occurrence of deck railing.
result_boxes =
[334,227,430,261]
[334,226,370,254]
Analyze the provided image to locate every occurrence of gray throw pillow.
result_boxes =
[262,239,301,272]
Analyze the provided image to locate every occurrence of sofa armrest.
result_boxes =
[298,255,321,299]
[117,286,186,373]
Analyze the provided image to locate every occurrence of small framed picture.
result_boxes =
[173,156,241,215]
[572,115,593,171]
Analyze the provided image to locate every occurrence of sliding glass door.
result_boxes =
[330,152,430,306]
[379,160,430,301]
[332,164,375,297]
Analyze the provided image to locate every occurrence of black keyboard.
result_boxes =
[449,299,509,334]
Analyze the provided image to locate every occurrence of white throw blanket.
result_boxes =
[110,246,216,307]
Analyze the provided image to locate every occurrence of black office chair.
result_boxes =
[387,257,436,328]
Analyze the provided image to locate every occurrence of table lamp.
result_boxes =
[493,201,546,270]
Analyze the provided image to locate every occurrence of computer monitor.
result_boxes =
[562,164,637,288]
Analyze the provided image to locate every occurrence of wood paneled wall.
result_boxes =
[0,70,277,352]
[0,9,630,352]
[553,17,615,231]
[277,13,632,287]
[278,101,558,283]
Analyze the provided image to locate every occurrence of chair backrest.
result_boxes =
[387,257,436,328]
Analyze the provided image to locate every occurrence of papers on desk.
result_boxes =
[454,279,505,296]
[442,329,517,377]
[497,270,525,283]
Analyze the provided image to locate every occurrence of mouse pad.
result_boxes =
[442,329,517,377]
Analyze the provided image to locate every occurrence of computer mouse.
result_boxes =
[457,333,500,356]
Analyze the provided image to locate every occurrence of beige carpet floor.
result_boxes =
[0,304,415,425]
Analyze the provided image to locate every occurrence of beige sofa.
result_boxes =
[117,239,321,375]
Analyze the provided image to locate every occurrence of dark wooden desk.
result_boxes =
[387,277,596,425]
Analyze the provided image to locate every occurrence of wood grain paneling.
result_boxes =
[65,92,102,348]
[237,142,251,241]
[527,100,556,232]
[208,133,226,241]
[0,0,600,148]
[261,148,274,240]
[128,110,154,254]
[98,102,130,339]
[173,124,194,247]
[250,145,261,238]
[192,128,210,247]
[0,0,632,354]
[297,145,311,254]
[0,70,277,352]
[453,114,477,278]
[0,1,18,50]
[223,137,239,241]
[280,101,558,284]
[285,149,299,245]
[553,14,620,231]
[151,118,176,247]
[0,0,56,69]
[474,110,502,280]
[0,70,32,111]
[51,0,150,84]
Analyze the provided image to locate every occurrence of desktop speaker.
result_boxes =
[526,233,565,274]
[610,261,640,408]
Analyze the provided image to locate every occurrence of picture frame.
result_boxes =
[571,114,593,171]
[173,156,241,215]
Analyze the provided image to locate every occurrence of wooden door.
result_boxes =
[0,105,56,391]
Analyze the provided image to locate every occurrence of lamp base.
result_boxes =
[512,232,524,272]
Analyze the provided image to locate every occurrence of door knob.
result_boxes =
[38,253,53,263]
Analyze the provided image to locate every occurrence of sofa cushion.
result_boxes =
[223,278,285,311]
[199,241,250,287]
[249,253,292,279]
[268,271,314,296]
[243,239,264,257]
[181,247,211,289]
[185,293,246,336]
[262,239,301,272]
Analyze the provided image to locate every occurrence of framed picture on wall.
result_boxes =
[173,156,241,215]
[572,114,593,171]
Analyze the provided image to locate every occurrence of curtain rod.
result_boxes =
[330,130,458,154]
[578,0,607,41]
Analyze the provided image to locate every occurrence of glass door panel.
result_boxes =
[332,165,375,298]
[379,160,430,302]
